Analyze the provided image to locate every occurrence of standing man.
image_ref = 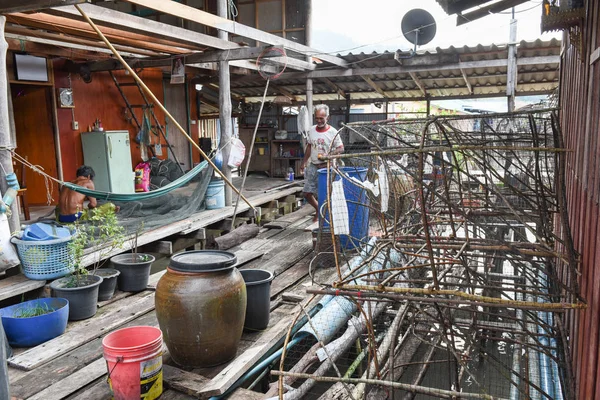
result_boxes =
[300,104,344,222]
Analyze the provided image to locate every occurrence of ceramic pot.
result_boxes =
[155,250,245,368]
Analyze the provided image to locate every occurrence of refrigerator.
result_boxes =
[81,130,135,194]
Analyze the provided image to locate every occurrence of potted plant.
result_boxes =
[0,297,69,347]
[110,223,155,292]
[49,205,125,320]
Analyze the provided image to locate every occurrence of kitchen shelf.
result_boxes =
[272,139,301,143]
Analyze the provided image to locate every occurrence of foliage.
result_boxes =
[128,222,149,262]
[68,204,125,286]
[13,301,53,318]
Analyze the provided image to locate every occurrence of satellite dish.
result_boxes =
[402,9,437,49]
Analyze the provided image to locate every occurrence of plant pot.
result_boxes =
[95,268,121,301]
[50,275,103,321]
[0,298,69,347]
[240,269,274,331]
[111,254,155,292]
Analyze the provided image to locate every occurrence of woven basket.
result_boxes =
[11,236,75,280]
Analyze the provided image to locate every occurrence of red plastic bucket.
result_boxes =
[102,326,163,400]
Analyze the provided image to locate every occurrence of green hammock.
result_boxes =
[63,161,210,201]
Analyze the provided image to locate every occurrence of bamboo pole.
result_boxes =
[75,5,255,211]
[309,287,586,310]
[318,145,572,162]
[270,371,506,400]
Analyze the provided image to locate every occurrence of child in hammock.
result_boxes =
[57,165,118,223]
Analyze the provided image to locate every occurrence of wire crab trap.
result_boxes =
[265,110,582,400]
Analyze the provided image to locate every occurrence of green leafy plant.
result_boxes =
[128,222,151,262]
[13,301,53,318]
[67,205,125,287]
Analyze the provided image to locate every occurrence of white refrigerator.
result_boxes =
[81,130,135,193]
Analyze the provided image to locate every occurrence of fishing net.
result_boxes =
[269,110,580,400]
[256,46,288,81]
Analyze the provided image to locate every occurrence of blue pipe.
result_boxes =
[209,334,306,400]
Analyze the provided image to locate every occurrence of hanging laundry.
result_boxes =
[330,180,349,235]
[378,164,389,213]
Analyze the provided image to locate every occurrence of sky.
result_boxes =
[311,0,560,112]
[311,0,560,55]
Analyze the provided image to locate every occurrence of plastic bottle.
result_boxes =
[288,167,294,181]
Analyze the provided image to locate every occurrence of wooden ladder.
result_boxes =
[109,71,184,174]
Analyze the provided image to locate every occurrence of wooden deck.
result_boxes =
[5,176,333,399]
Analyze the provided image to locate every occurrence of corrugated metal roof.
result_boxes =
[236,39,560,104]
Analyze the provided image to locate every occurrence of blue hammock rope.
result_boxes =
[62,161,210,202]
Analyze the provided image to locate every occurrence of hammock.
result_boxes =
[63,161,210,202]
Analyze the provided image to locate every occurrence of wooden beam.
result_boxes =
[5,32,147,58]
[271,84,298,100]
[409,72,427,96]
[0,0,85,13]
[6,38,106,60]
[361,75,388,97]
[590,47,600,65]
[321,77,346,98]
[5,26,163,57]
[460,68,473,95]
[7,12,202,52]
[122,0,348,67]
[85,47,281,72]
[48,3,241,51]
[457,0,529,26]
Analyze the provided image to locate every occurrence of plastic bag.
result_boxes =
[134,162,151,192]
[227,138,246,168]
[0,214,19,270]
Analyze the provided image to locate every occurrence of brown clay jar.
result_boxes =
[155,250,246,367]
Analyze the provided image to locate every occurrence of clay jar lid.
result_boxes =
[169,250,237,272]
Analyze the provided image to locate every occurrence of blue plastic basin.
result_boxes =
[0,298,69,347]
[22,223,71,241]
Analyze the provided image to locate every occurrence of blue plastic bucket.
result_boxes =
[206,179,225,210]
[317,167,369,250]
[0,298,69,347]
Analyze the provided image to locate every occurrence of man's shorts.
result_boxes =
[303,163,319,195]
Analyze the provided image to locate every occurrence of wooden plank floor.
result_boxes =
[6,201,333,399]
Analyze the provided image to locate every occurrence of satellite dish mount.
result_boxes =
[401,9,437,56]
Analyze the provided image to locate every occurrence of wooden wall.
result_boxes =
[53,60,169,182]
[558,0,600,398]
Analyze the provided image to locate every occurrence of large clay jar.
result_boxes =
[155,250,246,367]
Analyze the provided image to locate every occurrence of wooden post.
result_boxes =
[345,94,351,124]
[0,17,19,231]
[507,13,517,112]
[305,0,313,125]
[218,0,233,206]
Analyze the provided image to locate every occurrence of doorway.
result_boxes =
[11,85,59,205]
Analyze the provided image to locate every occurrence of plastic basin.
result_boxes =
[0,298,69,347]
